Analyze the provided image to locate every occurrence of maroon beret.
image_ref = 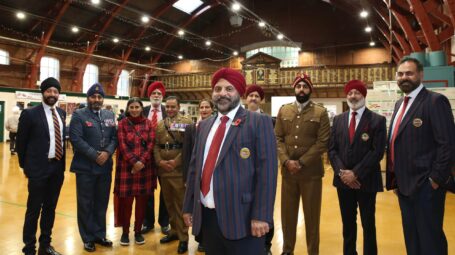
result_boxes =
[245,85,264,100]
[344,80,367,97]
[211,68,246,96]
[147,81,166,98]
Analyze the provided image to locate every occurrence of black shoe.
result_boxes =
[141,225,154,234]
[84,242,95,252]
[177,241,188,254]
[197,244,205,252]
[160,234,178,244]
[120,233,129,246]
[94,238,113,247]
[134,233,145,245]
[38,246,62,255]
[161,225,170,235]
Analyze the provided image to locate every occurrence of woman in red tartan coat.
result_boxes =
[114,98,156,246]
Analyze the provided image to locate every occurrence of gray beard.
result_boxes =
[347,97,365,110]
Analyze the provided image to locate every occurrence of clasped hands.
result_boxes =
[159,160,176,172]
[339,169,361,189]
[285,160,302,175]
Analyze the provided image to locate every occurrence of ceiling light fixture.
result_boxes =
[365,26,372,32]
[178,55,183,59]
[232,2,241,12]
[145,46,151,51]
[16,12,26,20]
[112,38,119,43]
[233,51,238,56]
[173,0,203,14]
[369,41,375,46]
[258,21,266,27]
[205,40,211,46]
[141,16,150,23]
[91,0,100,5]
[277,34,284,40]
[360,10,368,18]
[178,29,185,36]
[71,26,79,33]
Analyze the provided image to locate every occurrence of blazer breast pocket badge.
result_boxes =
[413,118,423,128]
[240,147,251,159]
[85,121,93,127]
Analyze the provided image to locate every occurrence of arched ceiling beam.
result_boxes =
[27,1,71,88]
[392,31,411,55]
[391,10,422,52]
[71,0,130,92]
[406,0,441,50]
[109,0,178,92]
[139,1,221,97]
[443,0,455,27]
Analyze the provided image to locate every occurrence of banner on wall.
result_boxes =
[15,91,67,101]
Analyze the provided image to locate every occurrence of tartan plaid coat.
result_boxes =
[114,116,156,197]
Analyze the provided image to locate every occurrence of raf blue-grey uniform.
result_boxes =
[69,102,117,243]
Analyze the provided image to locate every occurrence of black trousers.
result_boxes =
[398,180,447,255]
[143,177,169,228]
[201,207,265,255]
[337,188,378,255]
[22,164,64,254]
[75,173,111,243]
[9,132,17,152]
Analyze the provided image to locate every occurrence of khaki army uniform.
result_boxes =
[275,101,330,255]
[154,114,192,242]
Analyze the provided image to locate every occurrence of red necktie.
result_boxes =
[201,115,229,196]
[150,109,158,129]
[51,108,63,160]
[389,96,410,171]
[349,111,357,144]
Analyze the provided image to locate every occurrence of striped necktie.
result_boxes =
[151,109,158,129]
[51,108,63,160]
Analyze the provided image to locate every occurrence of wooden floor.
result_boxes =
[0,143,454,255]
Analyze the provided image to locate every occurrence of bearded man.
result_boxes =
[328,80,386,255]
[275,74,330,255]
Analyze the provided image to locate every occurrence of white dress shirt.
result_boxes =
[200,103,241,208]
[148,105,163,122]
[348,106,366,130]
[43,103,63,159]
[389,84,424,139]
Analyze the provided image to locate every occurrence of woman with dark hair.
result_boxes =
[114,97,156,246]
[181,98,214,252]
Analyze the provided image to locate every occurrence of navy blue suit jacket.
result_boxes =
[69,108,118,175]
[17,104,66,179]
[183,107,278,240]
[386,87,455,195]
[328,108,386,192]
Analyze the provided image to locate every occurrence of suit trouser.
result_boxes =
[202,207,265,255]
[160,176,188,241]
[143,177,169,228]
[75,173,111,243]
[337,188,378,255]
[282,176,322,255]
[9,132,17,152]
[22,165,64,254]
[398,180,447,255]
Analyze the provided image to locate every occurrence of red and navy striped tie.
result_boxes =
[51,108,63,160]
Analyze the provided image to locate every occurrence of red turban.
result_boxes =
[211,68,246,96]
[344,80,367,97]
[292,73,313,92]
[245,84,264,100]
[147,81,166,98]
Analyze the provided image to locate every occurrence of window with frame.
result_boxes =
[0,49,9,65]
[40,56,60,81]
[83,64,99,93]
[246,46,299,68]
[117,70,130,96]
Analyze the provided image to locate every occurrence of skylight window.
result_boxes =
[173,0,203,14]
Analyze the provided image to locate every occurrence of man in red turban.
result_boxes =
[245,84,265,113]
[141,81,170,236]
[183,67,278,255]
